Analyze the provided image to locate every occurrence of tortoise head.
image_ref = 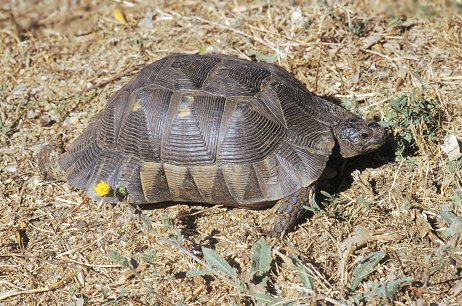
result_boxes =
[333,118,386,158]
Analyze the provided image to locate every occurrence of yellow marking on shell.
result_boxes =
[177,107,192,118]
[95,181,111,197]
[140,162,162,200]
[256,156,278,186]
[252,155,280,200]
[131,100,142,112]
[190,165,219,202]
[177,94,194,118]
[221,164,251,201]
[163,163,187,199]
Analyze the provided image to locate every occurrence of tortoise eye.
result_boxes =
[360,132,369,139]
[340,128,359,142]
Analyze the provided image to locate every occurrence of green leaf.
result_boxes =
[161,214,173,227]
[358,195,372,209]
[378,120,392,128]
[197,46,206,55]
[439,209,462,237]
[247,49,278,63]
[176,298,186,306]
[68,286,76,297]
[100,286,109,299]
[186,269,213,277]
[454,190,462,208]
[140,249,156,264]
[0,118,9,134]
[282,241,313,290]
[255,53,278,63]
[290,254,313,290]
[140,212,153,231]
[350,250,386,290]
[448,161,462,173]
[341,98,355,111]
[107,250,130,267]
[353,277,413,303]
[304,197,323,213]
[255,293,283,305]
[251,238,272,276]
[403,132,413,143]
[115,185,129,201]
[202,247,237,278]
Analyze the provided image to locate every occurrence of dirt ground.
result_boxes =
[1,0,462,305]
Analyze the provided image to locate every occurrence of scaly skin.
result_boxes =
[37,144,65,181]
[262,186,314,238]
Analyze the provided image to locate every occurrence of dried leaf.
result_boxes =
[113,7,127,25]
[441,134,462,161]
[394,77,404,92]
[361,34,382,49]
[339,227,372,252]
[15,220,28,252]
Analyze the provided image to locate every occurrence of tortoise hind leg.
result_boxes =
[261,186,314,238]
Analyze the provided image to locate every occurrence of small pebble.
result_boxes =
[4,164,17,173]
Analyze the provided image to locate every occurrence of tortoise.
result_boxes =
[39,54,385,237]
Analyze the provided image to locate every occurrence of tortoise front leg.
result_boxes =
[261,186,314,238]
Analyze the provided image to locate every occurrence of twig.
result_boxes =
[56,232,108,258]
[176,204,223,218]
[157,9,282,59]
[57,63,143,122]
[389,159,405,203]
[0,271,76,301]
[314,41,323,92]
[82,64,143,94]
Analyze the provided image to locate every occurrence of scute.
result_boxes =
[202,62,271,96]
[170,55,221,88]
[162,93,226,165]
[58,54,357,206]
[218,99,286,163]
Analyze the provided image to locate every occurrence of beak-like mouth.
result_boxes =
[363,128,386,152]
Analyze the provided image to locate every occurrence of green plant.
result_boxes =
[384,92,442,158]
[348,19,369,36]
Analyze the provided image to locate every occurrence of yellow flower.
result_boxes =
[95,181,111,197]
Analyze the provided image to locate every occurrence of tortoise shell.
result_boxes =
[58,54,356,206]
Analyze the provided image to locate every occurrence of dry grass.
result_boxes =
[1,0,462,305]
